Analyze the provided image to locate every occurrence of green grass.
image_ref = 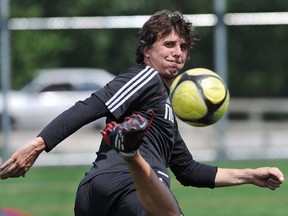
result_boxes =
[172,160,288,216]
[0,160,287,216]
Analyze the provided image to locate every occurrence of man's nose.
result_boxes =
[173,45,182,56]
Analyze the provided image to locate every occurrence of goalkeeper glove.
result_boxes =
[101,114,150,157]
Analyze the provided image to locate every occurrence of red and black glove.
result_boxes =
[101,114,150,156]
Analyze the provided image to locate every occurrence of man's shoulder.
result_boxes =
[116,65,160,87]
[119,64,154,75]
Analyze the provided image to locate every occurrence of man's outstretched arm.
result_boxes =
[123,151,181,216]
[101,114,181,216]
[215,167,284,190]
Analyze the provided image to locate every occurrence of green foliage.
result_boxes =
[228,0,288,12]
[11,30,73,88]
[11,0,213,17]
[228,25,288,97]
[7,0,288,96]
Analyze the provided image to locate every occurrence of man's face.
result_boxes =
[144,30,188,86]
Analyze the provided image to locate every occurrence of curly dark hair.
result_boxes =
[135,10,196,64]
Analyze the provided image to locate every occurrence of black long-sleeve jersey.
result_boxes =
[39,64,217,188]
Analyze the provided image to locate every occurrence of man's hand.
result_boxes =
[101,114,149,156]
[251,167,285,190]
[0,137,46,179]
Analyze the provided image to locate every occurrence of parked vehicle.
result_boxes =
[0,68,115,130]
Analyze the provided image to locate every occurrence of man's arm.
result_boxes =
[123,151,181,216]
[101,114,181,216]
[0,95,108,179]
[215,167,284,190]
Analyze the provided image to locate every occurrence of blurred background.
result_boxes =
[0,0,287,215]
[1,0,288,164]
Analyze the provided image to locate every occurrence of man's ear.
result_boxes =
[143,47,150,57]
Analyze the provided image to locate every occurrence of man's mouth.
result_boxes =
[166,58,182,64]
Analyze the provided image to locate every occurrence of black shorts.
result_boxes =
[74,171,184,216]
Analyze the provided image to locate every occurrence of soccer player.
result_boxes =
[0,10,284,216]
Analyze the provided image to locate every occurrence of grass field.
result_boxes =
[0,160,287,216]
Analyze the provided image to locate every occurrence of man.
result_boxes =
[0,10,284,216]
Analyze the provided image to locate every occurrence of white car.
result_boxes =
[0,68,115,130]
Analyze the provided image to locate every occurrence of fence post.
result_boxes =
[1,0,11,162]
[214,0,228,161]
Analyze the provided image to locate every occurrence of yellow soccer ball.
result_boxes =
[170,68,230,127]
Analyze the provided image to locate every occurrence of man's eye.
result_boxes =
[164,42,174,47]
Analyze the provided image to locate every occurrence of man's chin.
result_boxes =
[169,68,181,77]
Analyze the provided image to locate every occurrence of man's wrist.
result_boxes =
[121,150,140,161]
[33,137,46,152]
